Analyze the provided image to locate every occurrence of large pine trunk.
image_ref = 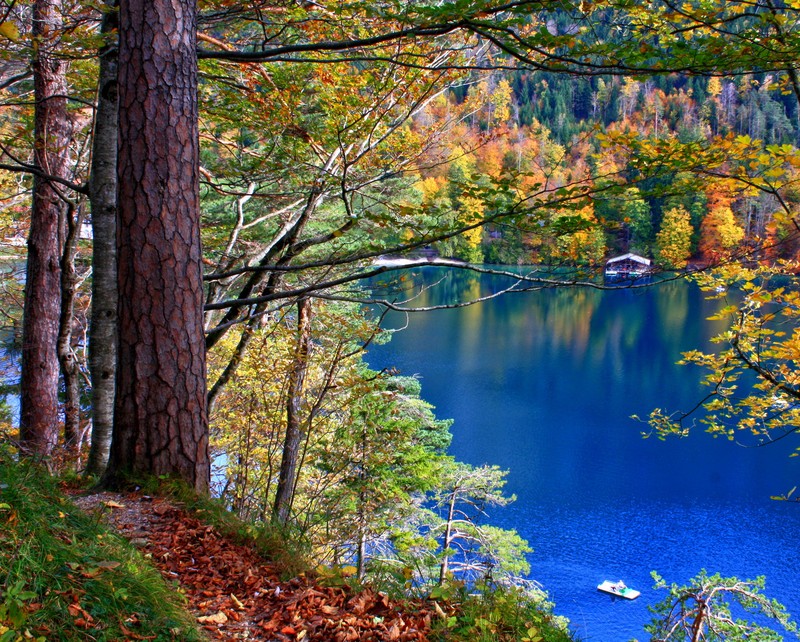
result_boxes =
[105,0,209,493]
[19,0,70,457]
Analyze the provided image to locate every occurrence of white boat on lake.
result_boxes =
[597,580,640,599]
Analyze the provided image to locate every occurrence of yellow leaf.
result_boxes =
[0,21,19,41]
[198,611,228,624]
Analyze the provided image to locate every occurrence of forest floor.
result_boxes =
[69,491,434,641]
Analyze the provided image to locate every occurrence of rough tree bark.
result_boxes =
[104,0,209,493]
[273,297,312,524]
[85,2,119,477]
[20,0,71,457]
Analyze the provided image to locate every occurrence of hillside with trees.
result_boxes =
[396,67,799,266]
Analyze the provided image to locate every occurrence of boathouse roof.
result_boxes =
[605,253,651,266]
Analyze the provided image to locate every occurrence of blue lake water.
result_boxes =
[366,268,800,641]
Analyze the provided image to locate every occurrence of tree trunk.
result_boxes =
[356,422,368,581]
[207,322,254,413]
[20,0,70,457]
[273,297,312,524]
[439,490,457,585]
[207,269,284,410]
[85,2,119,477]
[57,201,84,457]
[105,0,209,493]
[357,508,367,581]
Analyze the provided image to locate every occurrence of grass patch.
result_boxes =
[0,447,203,642]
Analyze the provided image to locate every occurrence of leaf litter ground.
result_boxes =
[70,491,433,641]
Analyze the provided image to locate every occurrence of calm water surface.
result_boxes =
[366,268,800,641]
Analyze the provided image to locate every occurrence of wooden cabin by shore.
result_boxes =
[605,253,652,278]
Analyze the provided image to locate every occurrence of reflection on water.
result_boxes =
[368,267,800,641]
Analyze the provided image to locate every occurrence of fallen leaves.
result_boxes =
[118,621,157,640]
[197,612,228,625]
[67,600,95,629]
[72,492,434,641]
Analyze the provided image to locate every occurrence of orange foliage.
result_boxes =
[699,188,745,261]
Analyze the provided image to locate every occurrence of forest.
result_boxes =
[2,0,800,640]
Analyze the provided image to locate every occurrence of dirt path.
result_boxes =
[70,491,433,641]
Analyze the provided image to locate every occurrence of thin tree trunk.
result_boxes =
[207,322,254,413]
[357,422,368,581]
[273,297,312,524]
[20,0,70,457]
[439,490,457,585]
[105,0,209,493]
[85,2,119,477]
[357,504,367,580]
[57,201,84,456]
[206,267,283,411]
[207,270,284,409]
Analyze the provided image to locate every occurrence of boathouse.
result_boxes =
[604,253,652,278]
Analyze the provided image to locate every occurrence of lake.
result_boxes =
[366,267,800,641]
